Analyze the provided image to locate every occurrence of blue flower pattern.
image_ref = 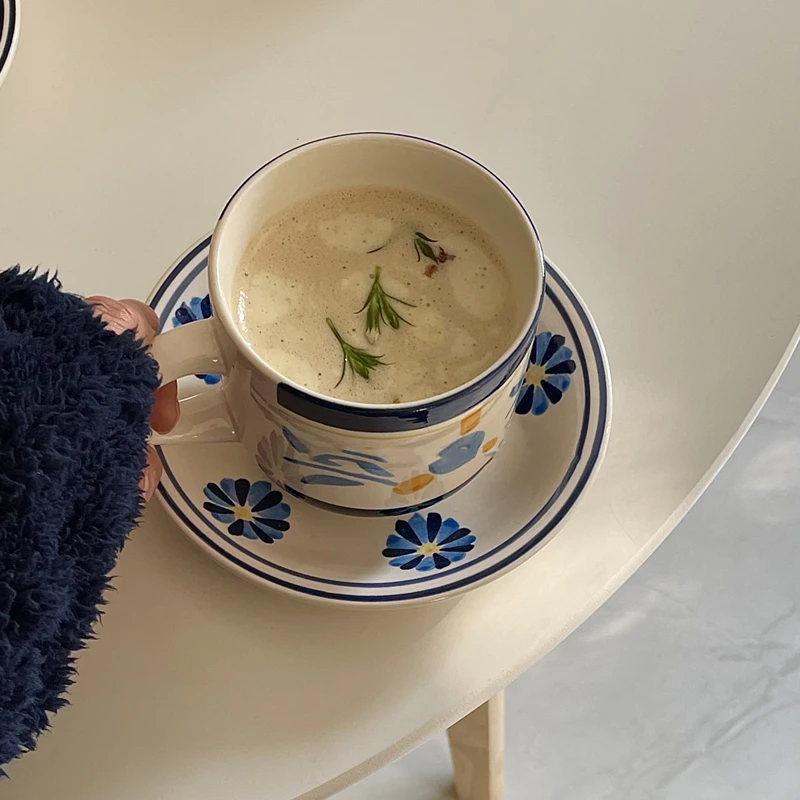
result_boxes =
[428,431,486,475]
[173,295,221,385]
[515,331,576,416]
[203,478,291,543]
[382,512,476,571]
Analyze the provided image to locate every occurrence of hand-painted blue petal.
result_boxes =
[397,554,424,570]
[541,334,565,365]
[545,373,571,393]
[533,331,552,364]
[219,478,238,503]
[248,481,278,510]
[438,526,472,546]
[532,385,550,415]
[515,384,534,415]
[204,482,234,506]
[301,474,363,486]
[446,550,468,563]
[189,296,204,319]
[408,513,429,543]
[436,517,462,543]
[174,304,194,325]
[383,547,417,558]
[241,525,259,541]
[432,553,451,569]
[385,534,415,551]
[545,345,573,368]
[252,517,290,532]
[394,518,423,546]
[232,478,250,506]
[541,377,565,405]
[256,502,291,522]
[200,294,212,319]
[440,542,476,553]
[545,358,576,376]
[208,509,234,523]
[509,375,525,398]
[203,501,235,518]
[248,520,278,543]
[228,519,245,536]
[426,512,442,542]
[415,555,436,572]
[282,427,309,453]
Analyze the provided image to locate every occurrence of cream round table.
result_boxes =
[1,2,799,798]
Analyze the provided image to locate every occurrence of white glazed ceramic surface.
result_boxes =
[150,133,545,512]
[0,0,19,89]
[149,236,610,605]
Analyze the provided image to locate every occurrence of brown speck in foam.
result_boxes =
[392,398,401,404]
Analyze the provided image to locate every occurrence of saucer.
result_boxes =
[0,0,18,89]
[149,235,611,605]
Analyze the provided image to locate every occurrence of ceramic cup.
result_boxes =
[151,132,545,512]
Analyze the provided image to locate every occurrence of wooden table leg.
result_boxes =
[447,691,505,800]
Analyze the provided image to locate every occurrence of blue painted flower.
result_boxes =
[202,478,290,543]
[382,512,476,571]
[173,295,221,385]
[515,331,576,416]
[428,431,485,475]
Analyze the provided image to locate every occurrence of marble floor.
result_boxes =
[338,350,800,798]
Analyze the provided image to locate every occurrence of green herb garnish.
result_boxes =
[326,318,387,386]
[357,265,415,338]
[413,231,455,277]
[414,231,439,263]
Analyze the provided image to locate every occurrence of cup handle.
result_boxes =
[148,318,237,445]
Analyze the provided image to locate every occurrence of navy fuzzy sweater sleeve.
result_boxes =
[0,268,159,766]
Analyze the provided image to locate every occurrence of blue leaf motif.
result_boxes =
[428,431,485,475]
[301,475,363,486]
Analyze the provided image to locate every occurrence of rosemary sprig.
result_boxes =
[413,231,439,263]
[357,265,415,338]
[326,318,387,386]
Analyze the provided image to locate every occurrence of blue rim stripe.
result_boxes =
[150,242,609,600]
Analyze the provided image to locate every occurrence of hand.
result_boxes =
[86,296,180,501]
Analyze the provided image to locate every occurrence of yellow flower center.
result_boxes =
[525,363,547,386]
[417,542,441,557]
[233,505,254,521]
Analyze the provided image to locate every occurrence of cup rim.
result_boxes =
[208,131,545,415]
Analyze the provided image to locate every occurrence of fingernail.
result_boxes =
[141,468,156,501]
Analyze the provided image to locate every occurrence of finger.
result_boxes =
[139,446,163,502]
[121,298,160,333]
[151,381,180,434]
[86,296,157,346]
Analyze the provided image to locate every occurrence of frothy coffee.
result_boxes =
[232,186,518,404]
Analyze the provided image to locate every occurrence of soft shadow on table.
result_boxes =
[6,501,467,797]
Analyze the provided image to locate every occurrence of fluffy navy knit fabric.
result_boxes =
[0,269,159,766]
